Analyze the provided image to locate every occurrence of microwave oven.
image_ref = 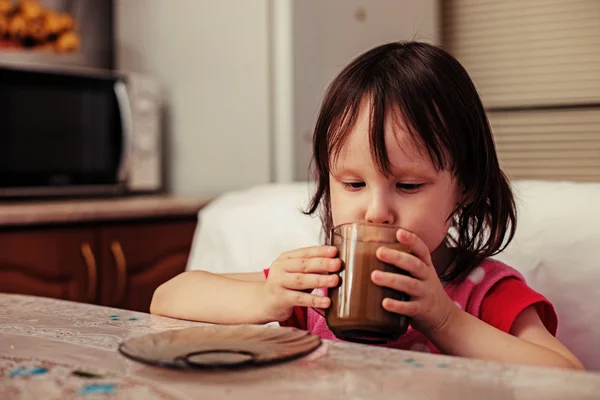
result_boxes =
[0,62,162,198]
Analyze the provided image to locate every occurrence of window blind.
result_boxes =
[442,0,600,181]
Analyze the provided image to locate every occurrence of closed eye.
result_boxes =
[396,183,423,192]
[342,181,365,191]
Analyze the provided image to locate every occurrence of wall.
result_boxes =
[289,0,441,181]
[115,1,439,195]
[115,0,271,196]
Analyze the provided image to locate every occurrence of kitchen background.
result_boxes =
[115,0,600,196]
[3,0,597,197]
[115,0,440,196]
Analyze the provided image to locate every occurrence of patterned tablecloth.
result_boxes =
[1,293,599,399]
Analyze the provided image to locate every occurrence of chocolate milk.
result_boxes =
[326,237,410,344]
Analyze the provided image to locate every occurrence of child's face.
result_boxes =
[329,102,462,254]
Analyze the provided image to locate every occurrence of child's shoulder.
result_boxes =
[465,257,526,286]
[447,257,529,309]
[463,258,558,335]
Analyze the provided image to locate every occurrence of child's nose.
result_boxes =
[365,199,395,225]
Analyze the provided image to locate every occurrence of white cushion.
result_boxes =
[187,183,322,275]
[187,179,600,370]
[492,179,600,370]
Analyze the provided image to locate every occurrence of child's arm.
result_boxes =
[150,246,340,325]
[428,305,584,370]
[373,229,584,370]
[150,271,270,324]
[220,272,267,281]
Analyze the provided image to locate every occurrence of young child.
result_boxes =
[151,41,584,370]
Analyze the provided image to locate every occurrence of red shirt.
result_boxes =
[480,277,557,335]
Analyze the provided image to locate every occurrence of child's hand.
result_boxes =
[261,246,341,322]
[371,229,459,336]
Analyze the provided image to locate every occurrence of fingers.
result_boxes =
[281,273,339,291]
[371,271,421,296]
[283,245,337,260]
[284,290,330,309]
[395,229,433,266]
[376,247,427,280]
[281,256,341,274]
[381,297,420,317]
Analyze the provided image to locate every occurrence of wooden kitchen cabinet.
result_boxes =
[0,196,209,312]
[0,227,99,304]
[98,219,197,312]
[0,217,199,312]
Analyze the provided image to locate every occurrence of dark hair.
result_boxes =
[305,41,516,283]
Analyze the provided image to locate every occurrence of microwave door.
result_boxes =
[0,68,127,198]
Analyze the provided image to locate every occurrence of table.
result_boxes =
[1,294,599,399]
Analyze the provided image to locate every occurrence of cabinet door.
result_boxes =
[0,228,99,303]
[99,218,197,312]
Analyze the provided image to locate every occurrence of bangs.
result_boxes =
[324,56,453,179]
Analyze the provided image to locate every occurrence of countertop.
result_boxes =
[1,293,600,399]
[0,195,213,227]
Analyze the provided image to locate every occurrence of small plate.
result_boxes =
[118,325,322,370]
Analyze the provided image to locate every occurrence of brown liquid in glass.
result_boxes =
[325,240,410,344]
